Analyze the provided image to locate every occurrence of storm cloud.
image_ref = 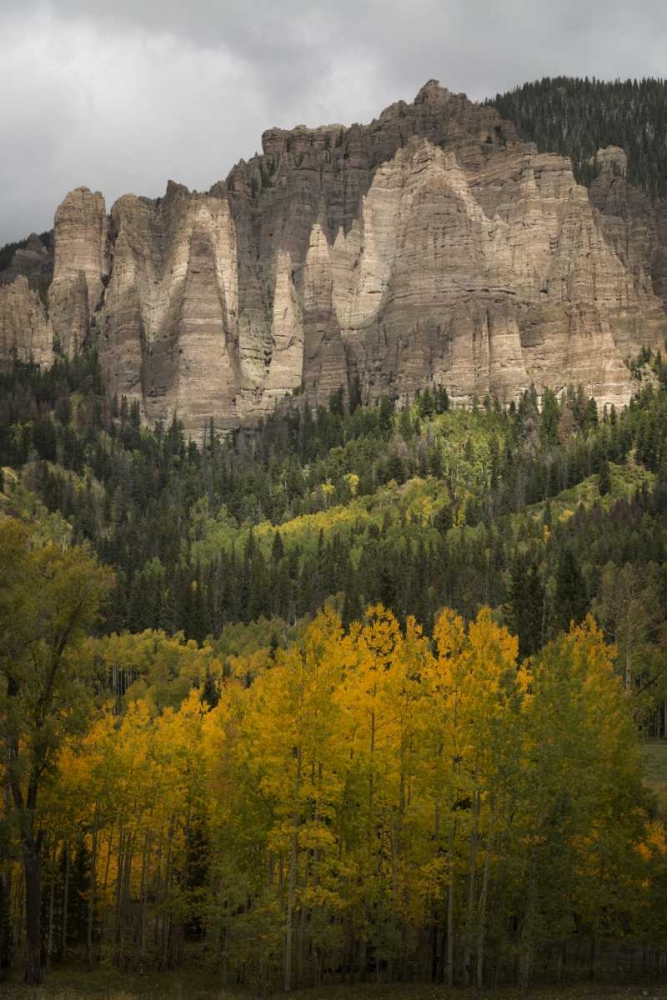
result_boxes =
[0,0,666,242]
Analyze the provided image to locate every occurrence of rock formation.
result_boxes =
[0,232,53,289]
[588,154,667,314]
[1,80,666,434]
[0,276,52,368]
[48,187,109,357]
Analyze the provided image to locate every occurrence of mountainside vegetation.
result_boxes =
[2,354,666,666]
[2,352,667,989]
[489,76,667,197]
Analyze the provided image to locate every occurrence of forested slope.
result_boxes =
[2,354,666,668]
[489,77,667,197]
[2,355,667,987]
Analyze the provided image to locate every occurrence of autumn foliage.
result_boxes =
[2,571,662,988]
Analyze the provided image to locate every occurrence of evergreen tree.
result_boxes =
[506,555,546,658]
[598,457,612,496]
[553,548,588,633]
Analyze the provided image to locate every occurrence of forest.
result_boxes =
[490,76,667,197]
[1,350,667,989]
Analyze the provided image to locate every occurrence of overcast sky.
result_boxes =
[1,0,666,243]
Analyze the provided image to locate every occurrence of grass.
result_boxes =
[2,970,667,1000]
[0,965,223,1000]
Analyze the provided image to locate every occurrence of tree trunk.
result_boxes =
[86,802,100,970]
[46,852,56,972]
[138,831,151,976]
[119,841,133,970]
[1,742,14,975]
[60,843,70,964]
[284,749,302,991]
[23,837,42,985]
[463,787,480,987]
[0,868,12,975]
[160,817,175,972]
[475,797,495,988]
[556,937,567,983]
[445,823,455,987]
[519,860,538,990]
[114,831,125,969]
[9,744,44,984]
[625,642,632,692]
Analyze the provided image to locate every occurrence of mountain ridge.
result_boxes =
[1,79,666,436]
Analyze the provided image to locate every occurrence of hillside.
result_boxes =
[490,76,667,198]
[2,351,665,647]
[2,353,667,988]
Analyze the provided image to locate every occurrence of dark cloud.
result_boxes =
[0,0,665,242]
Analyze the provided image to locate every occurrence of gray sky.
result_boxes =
[1,0,666,243]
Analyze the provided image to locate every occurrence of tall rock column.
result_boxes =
[302,224,347,407]
[48,187,108,357]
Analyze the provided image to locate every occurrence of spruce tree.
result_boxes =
[506,556,546,658]
[598,458,612,496]
[553,548,588,633]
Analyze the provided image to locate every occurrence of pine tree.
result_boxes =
[598,458,612,496]
[553,548,588,633]
[506,555,546,658]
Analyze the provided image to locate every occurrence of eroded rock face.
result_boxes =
[588,151,667,315]
[331,138,655,410]
[590,145,628,178]
[0,277,52,367]
[49,187,109,357]
[1,82,666,431]
[0,233,53,289]
[93,82,534,432]
[94,84,662,431]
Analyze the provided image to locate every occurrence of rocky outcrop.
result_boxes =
[1,82,666,432]
[588,149,667,314]
[0,233,53,289]
[92,84,663,431]
[0,277,52,367]
[590,145,628,178]
[48,187,109,357]
[332,138,653,409]
[93,82,534,432]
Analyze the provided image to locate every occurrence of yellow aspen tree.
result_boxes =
[0,522,113,984]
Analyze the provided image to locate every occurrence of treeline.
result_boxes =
[0,230,53,274]
[489,76,667,198]
[1,521,663,989]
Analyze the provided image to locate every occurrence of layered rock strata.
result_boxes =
[48,187,109,356]
[0,232,53,289]
[1,81,666,433]
[0,232,54,367]
[0,276,52,367]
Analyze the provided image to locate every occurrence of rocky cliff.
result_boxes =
[0,232,53,367]
[1,81,666,433]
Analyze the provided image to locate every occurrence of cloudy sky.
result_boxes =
[1,0,666,242]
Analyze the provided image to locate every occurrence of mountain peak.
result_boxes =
[414,78,453,105]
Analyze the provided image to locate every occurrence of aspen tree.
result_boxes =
[0,522,112,984]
